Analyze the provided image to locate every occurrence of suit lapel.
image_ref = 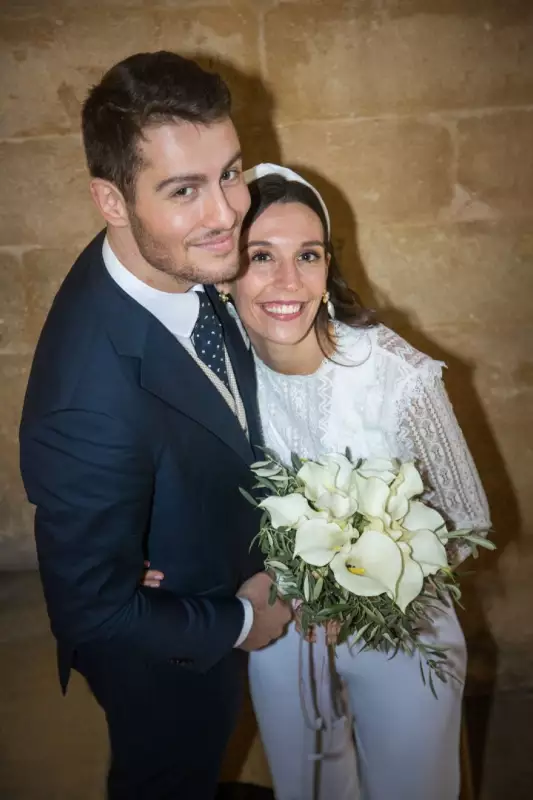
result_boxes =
[140,319,254,464]
[93,247,255,465]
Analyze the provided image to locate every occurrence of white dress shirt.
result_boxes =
[102,237,253,647]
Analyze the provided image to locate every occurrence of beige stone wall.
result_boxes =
[1,0,533,695]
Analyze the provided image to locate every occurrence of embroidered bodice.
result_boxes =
[254,323,491,563]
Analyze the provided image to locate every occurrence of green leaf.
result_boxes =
[255,476,280,494]
[239,487,258,506]
[349,622,370,647]
[267,560,289,572]
[428,669,437,699]
[465,535,497,550]
[446,528,473,538]
[313,577,324,601]
[268,582,278,606]
[419,656,426,686]
[291,452,303,472]
[303,574,310,602]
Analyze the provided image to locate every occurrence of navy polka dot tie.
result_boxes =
[192,291,231,393]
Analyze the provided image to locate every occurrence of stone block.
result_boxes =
[240,124,282,170]
[356,221,533,330]
[0,355,35,569]
[0,251,28,354]
[148,0,235,7]
[458,111,533,217]
[0,138,102,248]
[278,119,453,223]
[264,2,533,122]
[0,7,158,138]
[22,247,79,345]
[155,5,263,124]
[2,0,144,12]
[399,321,533,536]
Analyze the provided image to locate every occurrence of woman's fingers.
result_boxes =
[325,619,341,645]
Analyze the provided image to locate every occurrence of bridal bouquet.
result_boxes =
[242,451,494,692]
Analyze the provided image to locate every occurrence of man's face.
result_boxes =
[128,118,250,290]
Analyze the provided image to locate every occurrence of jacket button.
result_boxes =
[169,657,192,666]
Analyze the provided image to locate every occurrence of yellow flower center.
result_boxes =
[347,566,365,575]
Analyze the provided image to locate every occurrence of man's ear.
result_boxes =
[90,179,130,228]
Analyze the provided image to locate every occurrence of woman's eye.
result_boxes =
[299,250,321,263]
[221,168,241,183]
[250,251,272,263]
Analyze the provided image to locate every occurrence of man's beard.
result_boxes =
[128,207,241,286]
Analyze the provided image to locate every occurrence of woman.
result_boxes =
[147,163,491,799]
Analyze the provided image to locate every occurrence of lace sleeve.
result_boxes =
[397,369,492,564]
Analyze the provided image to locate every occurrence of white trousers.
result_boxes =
[249,602,466,800]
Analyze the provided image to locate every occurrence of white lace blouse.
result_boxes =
[253,322,491,564]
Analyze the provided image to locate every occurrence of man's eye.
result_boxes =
[251,251,271,263]
[172,187,195,198]
[222,168,241,182]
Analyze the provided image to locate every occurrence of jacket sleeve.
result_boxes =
[20,408,244,672]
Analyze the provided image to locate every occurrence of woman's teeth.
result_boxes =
[262,303,303,315]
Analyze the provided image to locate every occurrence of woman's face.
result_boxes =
[232,201,329,350]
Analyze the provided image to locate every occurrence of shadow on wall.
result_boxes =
[191,55,282,167]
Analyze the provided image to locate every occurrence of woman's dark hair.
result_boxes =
[82,51,231,202]
[241,174,376,354]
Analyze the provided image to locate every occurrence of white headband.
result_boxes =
[243,162,331,238]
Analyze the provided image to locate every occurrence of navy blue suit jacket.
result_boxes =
[20,231,264,690]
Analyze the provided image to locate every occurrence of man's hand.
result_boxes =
[141,561,164,588]
[237,572,291,651]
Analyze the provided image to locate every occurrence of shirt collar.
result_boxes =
[102,236,203,339]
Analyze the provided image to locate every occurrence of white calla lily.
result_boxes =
[330,529,403,598]
[402,501,448,541]
[386,462,424,521]
[298,453,360,521]
[316,490,358,520]
[403,529,448,577]
[259,493,320,529]
[294,519,352,567]
[297,458,337,501]
[395,543,425,612]
[356,475,391,521]
[323,453,355,492]
[357,457,398,483]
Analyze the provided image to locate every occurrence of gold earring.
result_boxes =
[322,290,330,304]
[218,291,230,304]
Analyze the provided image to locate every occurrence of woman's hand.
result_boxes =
[141,560,164,588]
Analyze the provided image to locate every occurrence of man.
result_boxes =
[19,51,290,799]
